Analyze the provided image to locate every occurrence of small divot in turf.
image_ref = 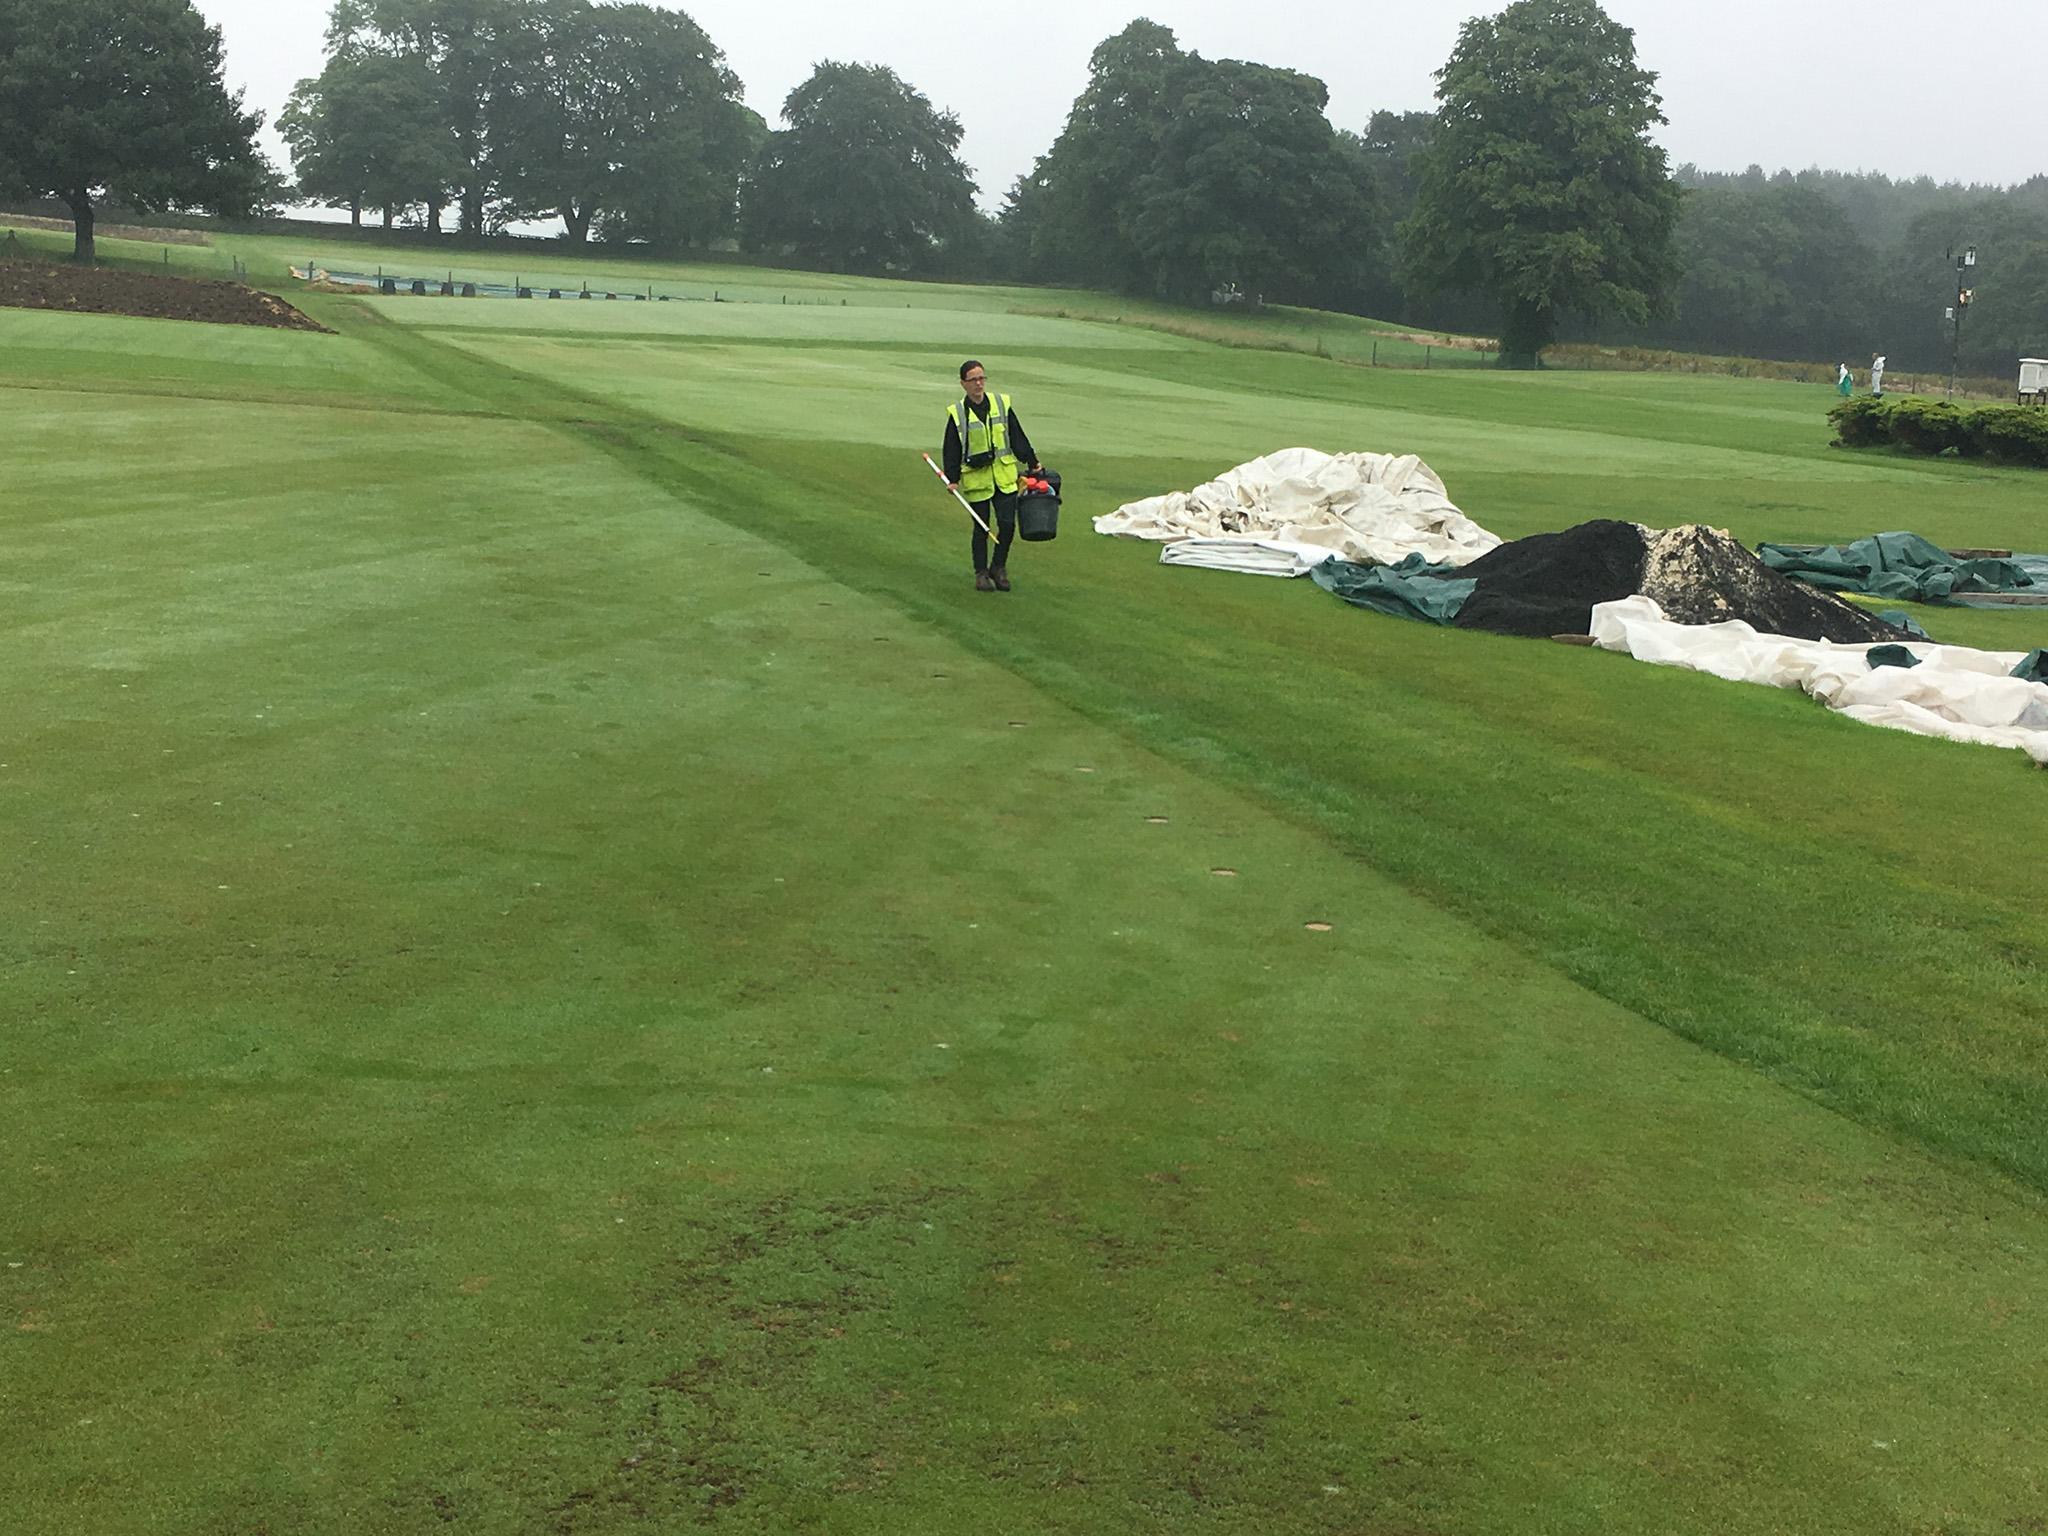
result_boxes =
[1008,721,1027,728]
[1305,922,1334,932]
[1146,816,1169,824]
[1211,868,1238,878]
[1075,766,1094,773]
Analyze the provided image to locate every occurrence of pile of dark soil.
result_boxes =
[1638,524,1903,640]
[1449,520,1650,638]
[0,258,328,332]
[1442,519,1905,643]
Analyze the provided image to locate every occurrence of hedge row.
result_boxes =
[1829,395,2048,466]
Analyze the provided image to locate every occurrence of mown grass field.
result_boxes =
[3,220,1493,368]
[5,226,2048,1534]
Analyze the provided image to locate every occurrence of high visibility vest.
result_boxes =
[948,393,1020,500]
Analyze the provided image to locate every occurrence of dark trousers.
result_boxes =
[970,490,1018,573]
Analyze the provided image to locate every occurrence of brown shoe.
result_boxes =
[991,567,1012,592]
[975,570,996,592]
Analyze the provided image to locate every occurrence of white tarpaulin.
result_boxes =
[1590,595,2048,765]
[1094,447,1500,575]
[1158,538,1338,578]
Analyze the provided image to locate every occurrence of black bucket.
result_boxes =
[1017,469,1062,543]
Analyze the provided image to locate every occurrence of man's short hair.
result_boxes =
[959,359,984,381]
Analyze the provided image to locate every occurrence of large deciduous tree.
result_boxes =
[743,62,978,274]
[1337,110,1454,320]
[280,48,462,228]
[492,1,752,246]
[1658,184,1875,364]
[0,0,272,261]
[1404,0,1680,367]
[1007,19,1183,291]
[1010,21,1379,308]
[1129,58,1378,308]
[600,94,765,250]
[324,0,533,236]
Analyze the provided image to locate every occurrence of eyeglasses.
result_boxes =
[963,373,987,384]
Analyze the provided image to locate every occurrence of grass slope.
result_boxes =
[366,286,2048,1188]
[4,256,2047,1534]
[6,218,1488,367]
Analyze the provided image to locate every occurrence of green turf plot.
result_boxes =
[353,299,2048,1188]
[1,220,242,277]
[207,228,1085,315]
[439,318,1953,520]
[4,217,1500,371]
[0,305,453,413]
[7,289,2048,1534]
[379,294,1198,350]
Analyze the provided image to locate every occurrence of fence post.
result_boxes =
[1426,345,1432,369]
[1372,341,1377,367]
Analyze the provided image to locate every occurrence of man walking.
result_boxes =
[942,360,1040,591]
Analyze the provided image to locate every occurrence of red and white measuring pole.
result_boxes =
[920,451,995,539]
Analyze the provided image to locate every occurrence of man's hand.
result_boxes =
[947,481,961,492]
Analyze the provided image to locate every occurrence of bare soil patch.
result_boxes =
[1377,327,1498,352]
[0,259,328,332]
[1,212,211,245]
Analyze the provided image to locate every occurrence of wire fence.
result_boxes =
[295,264,898,309]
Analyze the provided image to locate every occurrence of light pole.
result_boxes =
[1947,244,1977,400]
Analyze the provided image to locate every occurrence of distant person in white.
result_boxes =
[1837,362,1853,397]
[1870,354,1886,396]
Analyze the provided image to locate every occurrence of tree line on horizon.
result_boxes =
[2,0,2043,376]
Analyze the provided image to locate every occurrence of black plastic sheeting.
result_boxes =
[1314,521,1907,643]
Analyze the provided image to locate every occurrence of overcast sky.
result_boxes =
[196,0,2048,212]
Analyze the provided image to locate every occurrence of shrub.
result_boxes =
[1828,395,1891,448]
[1832,396,2048,467]
[1888,397,1971,455]
[1966,405,2048,468]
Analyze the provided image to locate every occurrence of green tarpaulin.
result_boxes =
[1311,553,1473,625]
[1877,609,1932,639]
[1758,531,2037,603]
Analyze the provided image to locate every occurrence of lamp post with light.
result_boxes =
[1947,244,1977,400]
